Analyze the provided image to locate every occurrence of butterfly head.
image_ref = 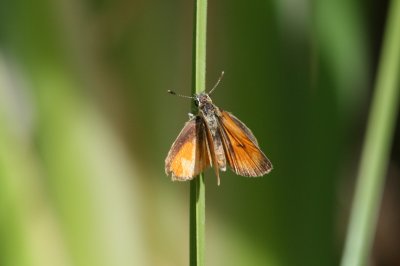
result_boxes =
[168,71,224,110]
[194,92,212,108]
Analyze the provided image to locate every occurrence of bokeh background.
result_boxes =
[1,0,399,266]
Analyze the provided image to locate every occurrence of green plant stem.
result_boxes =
[190,0,207,265]
[340,2,400,266]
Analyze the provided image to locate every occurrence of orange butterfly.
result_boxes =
[165,72,273,185]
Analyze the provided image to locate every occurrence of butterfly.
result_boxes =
[165,72,273,185]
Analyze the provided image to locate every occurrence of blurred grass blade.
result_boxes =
[190,0,207,265]
[341,1,400,266]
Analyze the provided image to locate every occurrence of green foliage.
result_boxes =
[341,1,400,265]
[190,0,207,265]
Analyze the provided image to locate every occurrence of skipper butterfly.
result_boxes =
[165,72,273,185]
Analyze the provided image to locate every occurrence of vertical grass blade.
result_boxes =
[190,0,207,265]
[340,2,400,266]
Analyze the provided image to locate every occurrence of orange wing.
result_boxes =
[219,111,272,177]
[165,117,211,181]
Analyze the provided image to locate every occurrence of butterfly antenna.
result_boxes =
[167,90,195,99]
[208,71,225,95]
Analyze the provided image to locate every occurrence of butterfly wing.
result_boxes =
[165,117,211,181]
[225,112,259,145]
[218,110,273,177]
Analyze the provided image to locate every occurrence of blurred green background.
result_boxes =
[1,0,399,266]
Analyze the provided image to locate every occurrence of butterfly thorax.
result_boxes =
[195,93,226,171]
[196,93,220,134]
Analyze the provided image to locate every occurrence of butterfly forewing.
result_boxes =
[219,110,273,177]
[225,112,259,145]
[165,117,211,180]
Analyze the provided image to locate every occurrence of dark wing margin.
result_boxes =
[218,110,273,177]
[165,117,211,180]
